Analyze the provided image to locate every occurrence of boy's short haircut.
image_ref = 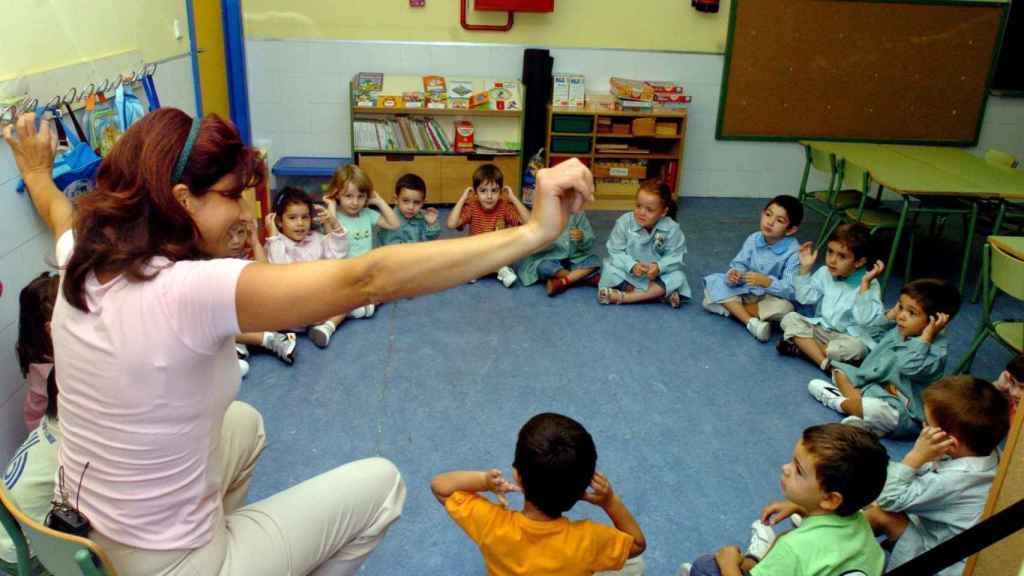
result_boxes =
[766,194,804,228]
[513,413,596,519]
[1006,354,1024,381]
[395,173,427,198]
[829,223,872,262]
[924,375,1010,455]
[900,278,961,319]
[801,423,888,516]
[473,163,504,190]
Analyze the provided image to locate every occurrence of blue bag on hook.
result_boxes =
[17,109,102,199]
[115,83,145,132]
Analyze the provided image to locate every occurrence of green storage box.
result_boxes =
[551,136,591,154]
[552,115,594,134]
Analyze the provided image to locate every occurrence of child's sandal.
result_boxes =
[598,287,624,305]
[546,276,572,297]
[665,291,682,309]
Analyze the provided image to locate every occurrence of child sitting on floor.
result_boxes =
[517,210,601,296]
[866,375,1010,576]
[229,213,297,371]
[703,195,803,342]
[325,164,402,316]
[446,163,531,287]
[993,353,1023,420]
[598,181,690,308]
[16,272,58,432]
[264,186,349,348]
[778,223,886,372]
[378,173,441,246]
[808,278,961,439]
[678,423,888,576]
[431,412,646,576]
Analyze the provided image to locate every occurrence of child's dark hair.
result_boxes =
[924,375,1010,456]
[513,413,597,518]
[472,164,504,190]
[46,367,59,419]
[273,186,315,220]
[901,278,961,319]
[638,179,678,220]
[16,272,60,378]
[828,223,872,262]
[1007,353,1024,381]
[766,194,803,228]
[801,423,888,516]
[395,173,427,199]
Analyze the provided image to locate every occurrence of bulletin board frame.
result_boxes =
[715,0,1009,145]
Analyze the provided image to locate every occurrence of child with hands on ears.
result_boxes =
[777,223,886,372]
[263,187,349,348]
[864,376,1010,576]
[378,173,442,246]
[808,278,960,439]
[446,163,531,287]
[431,413,646,576]
[678,423,888,576]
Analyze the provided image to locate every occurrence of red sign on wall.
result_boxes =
[474,0,554,12]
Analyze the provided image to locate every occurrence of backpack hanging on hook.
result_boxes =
[17,109,101,199]
[115,82,145,132]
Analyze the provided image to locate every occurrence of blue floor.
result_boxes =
[237,198,1020,575]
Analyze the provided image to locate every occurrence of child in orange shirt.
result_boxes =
[431,413,646,575]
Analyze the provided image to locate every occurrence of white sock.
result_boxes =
[261,332,274,348]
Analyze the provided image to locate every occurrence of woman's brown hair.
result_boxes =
[63,108,264,311]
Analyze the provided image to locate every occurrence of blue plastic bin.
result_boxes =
[271,156,352,197]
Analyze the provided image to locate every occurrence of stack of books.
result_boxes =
[353,117,452,152]
[607,78,691,110]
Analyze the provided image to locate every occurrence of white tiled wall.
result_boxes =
[247,39,1024,196]
[0,54,195,461]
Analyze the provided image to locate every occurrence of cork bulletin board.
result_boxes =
[716,0,1008,144]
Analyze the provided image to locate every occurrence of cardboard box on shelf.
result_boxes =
[611,122,631,135]
[655,122,678,136]
[593,161,648,179]
[632,117,656,135]
[610,77,654,102]
[553,73,586,107]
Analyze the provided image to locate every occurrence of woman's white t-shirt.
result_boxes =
[52,230,251,549]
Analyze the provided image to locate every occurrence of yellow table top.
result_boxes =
[990,235,1024,261]
[803,141,1024,200]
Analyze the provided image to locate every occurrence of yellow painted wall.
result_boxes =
[243,0,732,54]
[1,0,190,80]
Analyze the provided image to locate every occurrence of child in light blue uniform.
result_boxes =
[779,223,885,372]
[325,164,402,318]
[598,181,690,308]
[517,211,600,296]
[703,195,803,342]
[378,173,442,246]
[866,376,1009,576]
[808,279,961,439]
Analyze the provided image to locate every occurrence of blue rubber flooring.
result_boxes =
[237,198,1020,575]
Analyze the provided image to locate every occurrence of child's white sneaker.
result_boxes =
[746,520,777,560]
[790,513,803,527]
[676,563,692,576]
[309,321,336,349]
[808,379,846,412]
[497,266,517,288]
[746,317,771,342]
[263,331,297,365]
[364,304,376,318]
[348,306,367,319]
[235,343,249,359]
[238,358,250,379]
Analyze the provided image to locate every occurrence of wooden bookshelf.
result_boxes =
[351,76,524,204]
[546,95,687,211]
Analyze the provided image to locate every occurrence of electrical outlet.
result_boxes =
[410,0,425,6]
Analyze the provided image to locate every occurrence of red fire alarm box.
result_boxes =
[475,0,554,12]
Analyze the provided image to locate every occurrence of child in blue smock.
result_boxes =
[378,173,442,246]
[808,278,961,439]
[517,210,600,296]
[865,375,1009,576]
[598,181,690,308]
[778,223,886,373]
[702,195,803,342]
[324,164,402,318]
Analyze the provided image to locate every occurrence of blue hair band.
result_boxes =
[172,118,201,184]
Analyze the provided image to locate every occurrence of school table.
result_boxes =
[801,141,1024,295]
